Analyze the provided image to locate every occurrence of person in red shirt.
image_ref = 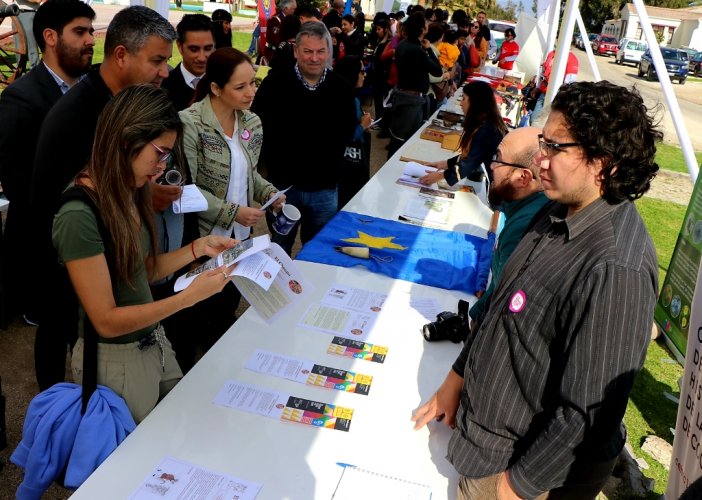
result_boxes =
[531,48,579,124]
[497,28,519,70]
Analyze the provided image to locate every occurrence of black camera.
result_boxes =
[422,300,470,343]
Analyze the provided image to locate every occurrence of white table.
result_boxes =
[72,111,491,500]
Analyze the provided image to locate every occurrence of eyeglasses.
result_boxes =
[537,134,580,158]
[471,25,480,29]
[490,154,528,170]
[151,142,172,164]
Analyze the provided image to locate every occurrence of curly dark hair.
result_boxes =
[550,80,662,203]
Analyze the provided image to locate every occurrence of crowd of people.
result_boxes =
[0,1,670,498]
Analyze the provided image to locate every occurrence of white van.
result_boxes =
[615,38,648,66]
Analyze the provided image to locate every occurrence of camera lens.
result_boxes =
[422,323,438,341]
[164,169,183,186]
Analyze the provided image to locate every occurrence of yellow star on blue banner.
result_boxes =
[342,231,407,251]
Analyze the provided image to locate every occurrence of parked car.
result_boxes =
[575,33,597,50]
[638,48,689,84]
[615,38,648,66]
[689,52,702,77]
[679,47,699,59]
[592,35,619,56]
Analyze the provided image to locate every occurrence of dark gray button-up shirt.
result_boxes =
[448,198,658,498]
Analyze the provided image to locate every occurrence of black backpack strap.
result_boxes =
[57,186,114,415]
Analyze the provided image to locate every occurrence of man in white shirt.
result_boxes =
[163,14,216,111]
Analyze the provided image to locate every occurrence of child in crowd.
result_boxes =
[438,30,460,70]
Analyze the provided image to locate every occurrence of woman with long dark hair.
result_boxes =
[180,47,285,343]
[52,85,237,422]
[420,80,507,186]
[334,55,372,208]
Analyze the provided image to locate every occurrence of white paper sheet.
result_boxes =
[172,185,208,214]
[174,235,271,292]
[403,161,437,178]
[320,284,387,313]
[212,381,286,419]
[298,304,378,340]
[259,185,292,211]
[129,456,262,500]
[233,243,312,323]
[230,252,280,292]
[401,194,453,225]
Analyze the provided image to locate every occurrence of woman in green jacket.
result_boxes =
[180,47,285,341]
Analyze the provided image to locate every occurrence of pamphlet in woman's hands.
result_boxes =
[260,185,292,211]
[174,235,280,292]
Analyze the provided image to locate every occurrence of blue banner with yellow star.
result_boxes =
[297,211,489,294]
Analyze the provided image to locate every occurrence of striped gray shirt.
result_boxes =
[448,198,658,498]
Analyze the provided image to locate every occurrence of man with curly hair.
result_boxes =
[413,81,661,500]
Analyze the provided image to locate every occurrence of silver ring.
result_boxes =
[222,271,228,280]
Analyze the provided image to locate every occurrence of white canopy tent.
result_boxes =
[527,0,698,181]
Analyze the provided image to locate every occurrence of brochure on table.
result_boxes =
[129,456,262,500]
[213,381,354,432]
[245,349,373,395]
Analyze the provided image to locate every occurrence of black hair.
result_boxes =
[404,12,426,40]
[374,19,388,30]
[104,6,175,56]
[195,47,251,102]
[424,23,444,44]
[211,9,233,48]
[451,9,468,25]
[342,14,355,26]
[211,9,232,22]
[333,54,362,88]
[459,81,508,156]
[176,14,216,44]
[295,4,322,20]
[280,14,301,41]
[504,28,516,39]
[551,81,662,203]
[32,0,95,52]
[443,30,457,44]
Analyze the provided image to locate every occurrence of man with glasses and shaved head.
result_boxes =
[413,81,660,500]
[468,127,548,324]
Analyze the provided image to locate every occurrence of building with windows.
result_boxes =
[603,3,702,51]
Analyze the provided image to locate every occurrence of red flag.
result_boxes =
[258,0,277,57]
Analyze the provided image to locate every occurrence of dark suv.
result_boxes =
[689,52,702,77]
[638,48,689,84]
[592,35,619,56]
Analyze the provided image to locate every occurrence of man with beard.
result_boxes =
[468,127,548,323]
[414,81,660,499]
[30,6,177,391]
[0,0,95,326]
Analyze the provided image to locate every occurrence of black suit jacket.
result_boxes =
[339,29,365,58]
[0,62,63,211]
[0,61,63,316]
[31,64,112,262]
[162,64,196,112]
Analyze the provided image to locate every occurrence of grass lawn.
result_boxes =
[656,142,702,174]
[630,196,687,497]
[90,32,251,67]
